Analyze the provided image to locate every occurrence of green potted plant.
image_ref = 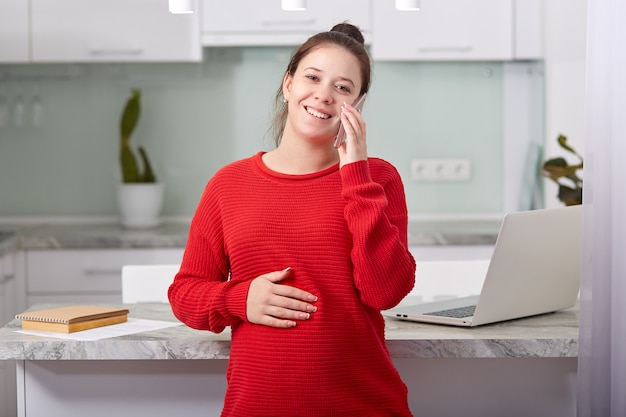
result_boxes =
[541,134,583,206]
[120,89,157,183]
[116,89,164,228]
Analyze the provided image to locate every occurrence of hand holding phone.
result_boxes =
[333,93,367,149]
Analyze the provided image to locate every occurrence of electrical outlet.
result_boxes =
[410,158,472,182]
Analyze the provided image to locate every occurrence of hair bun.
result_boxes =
[330,22,365,45]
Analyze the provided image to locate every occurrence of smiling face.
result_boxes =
[281,44,363,145]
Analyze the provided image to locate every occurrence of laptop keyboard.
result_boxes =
[424,305,476,318]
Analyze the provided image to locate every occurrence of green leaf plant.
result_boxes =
[119,89,156,183]
[541,134,583,206]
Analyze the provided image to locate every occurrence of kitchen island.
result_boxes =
[0,303,578,417]
[0,219,501,416]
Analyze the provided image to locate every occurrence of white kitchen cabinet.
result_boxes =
[1,247,18,326]
[0,247,17,417]
[2,247,183,417]
[0,360,16,417]
[0,0,29,63]
[514,0,544,60]
[24,248,184,305]
[200,0,371,46]
[409,245,494,262]
[30,0,202,62]
[372,0,515,61]
[407,245,493,303]
[406,245,492,303]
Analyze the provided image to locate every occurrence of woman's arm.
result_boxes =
[168,221,249,333]
[341,159,416,311]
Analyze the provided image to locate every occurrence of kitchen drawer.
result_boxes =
[405,246,492,303]
[372,0,514,61]
[26,249,183,293]
[27,293,123,306]
[0,0,29,63]
[201,0,371,46]
[30,0,201,62]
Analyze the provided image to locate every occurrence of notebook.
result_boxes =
[16,305,129,333]
[384,205,582,327]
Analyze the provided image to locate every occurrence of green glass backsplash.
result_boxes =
[0,48,503,217]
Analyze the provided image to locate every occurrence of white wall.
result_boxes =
[543,0,588,207]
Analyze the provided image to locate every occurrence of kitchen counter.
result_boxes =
[0,220,506,416]
[0,222,190,251]
[0,216,500,252]
[0,303,578,360]
[407,216,501,246]
[0,303,578,417]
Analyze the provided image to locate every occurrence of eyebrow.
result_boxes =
[303,66,356,88]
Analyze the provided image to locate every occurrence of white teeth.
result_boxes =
[306,107,330,119]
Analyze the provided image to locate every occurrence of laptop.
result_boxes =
[384,205,582,327]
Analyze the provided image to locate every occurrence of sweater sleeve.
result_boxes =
[167,180,250,333]
[340,159,416,310]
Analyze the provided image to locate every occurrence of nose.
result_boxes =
[314,84,335,104]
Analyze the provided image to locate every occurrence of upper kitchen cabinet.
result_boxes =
[30,0,202,63]
[0,0,29,63]
[372,0,542,61]
[200,0,371,46]
[514,0,544,60]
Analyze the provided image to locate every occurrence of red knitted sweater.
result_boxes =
[169,152,416,417]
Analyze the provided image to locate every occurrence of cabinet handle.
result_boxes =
[83,268,122,276]
[418,46,474,54]
[89,49,144,56]
[260,18,316,27]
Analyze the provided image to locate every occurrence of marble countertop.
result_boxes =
[0,222,190,252]
[407,217,500,246]
[0,303,578,361]
[0,217,500,253]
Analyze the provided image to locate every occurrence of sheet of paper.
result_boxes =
[16,318,183,341]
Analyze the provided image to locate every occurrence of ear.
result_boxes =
[282,72,292,102]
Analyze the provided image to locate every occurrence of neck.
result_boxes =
[263,140,339,175]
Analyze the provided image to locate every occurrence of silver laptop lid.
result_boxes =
[385,205,582,327]
[470,205,582,325]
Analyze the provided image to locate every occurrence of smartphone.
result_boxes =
[333,93,367,149]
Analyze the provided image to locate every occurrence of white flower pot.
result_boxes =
[116,183,165,229]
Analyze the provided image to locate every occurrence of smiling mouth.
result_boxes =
[305,106,331,120]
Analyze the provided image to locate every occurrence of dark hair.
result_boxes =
[268,22,371,146]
